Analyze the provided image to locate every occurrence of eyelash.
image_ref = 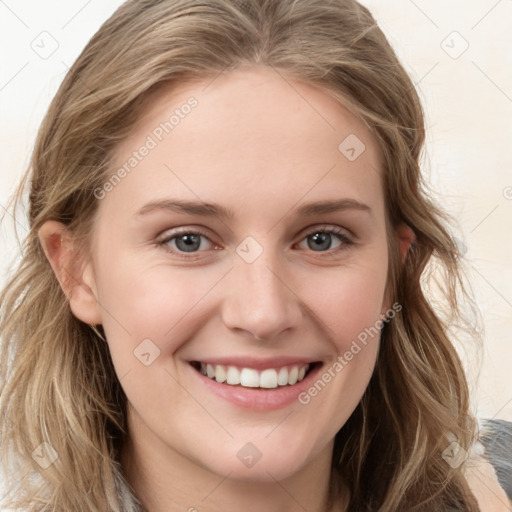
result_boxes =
[156,225,355,260]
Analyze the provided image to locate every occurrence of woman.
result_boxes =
[0,0,509,510]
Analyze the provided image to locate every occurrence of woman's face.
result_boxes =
[75,65,400,482]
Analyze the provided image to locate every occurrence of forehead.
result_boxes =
[105,65,385,219]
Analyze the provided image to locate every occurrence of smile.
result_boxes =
[188,358,323,410]
[195,362,311,389]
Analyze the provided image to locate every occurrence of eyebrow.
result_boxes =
[135,198,372,219]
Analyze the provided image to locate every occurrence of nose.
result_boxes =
[220,246,304,341]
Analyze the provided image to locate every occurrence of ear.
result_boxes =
[37,220,102,325]
[380,223,416,318]
[396,222,415,262]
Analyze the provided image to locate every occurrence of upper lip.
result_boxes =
[189,356,320,371]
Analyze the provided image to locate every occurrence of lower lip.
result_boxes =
[190,363,323,411]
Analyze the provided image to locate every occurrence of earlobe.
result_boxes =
[396,223,415,262]
[37,220,102,325]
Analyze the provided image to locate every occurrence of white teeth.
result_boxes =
[240,368,259,387]
[215,365,226,383]
[288,366,299,385]
[197,363,311,389]
[277,367,289,386]
[260,369,278,388]
[226,366,241,385]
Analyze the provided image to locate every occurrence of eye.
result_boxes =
[296,226,354,253]
[157,227,216,256]
[156,225,354,258]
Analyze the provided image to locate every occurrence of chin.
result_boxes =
[194,440,316,484]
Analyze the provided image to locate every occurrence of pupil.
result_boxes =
[309,233,331,251]
[176,234,200,252]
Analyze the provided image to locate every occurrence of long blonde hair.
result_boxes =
[1,0,483,510]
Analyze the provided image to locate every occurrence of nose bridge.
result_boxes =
[221,237,302,339]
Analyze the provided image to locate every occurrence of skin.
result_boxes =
[465,454,511,511]
[38,65,416,512]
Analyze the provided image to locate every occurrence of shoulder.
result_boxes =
[463,439,511,512]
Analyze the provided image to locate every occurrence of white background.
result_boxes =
[0,0,511,423]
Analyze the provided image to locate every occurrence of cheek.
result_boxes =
[93,258,222,360]
[306,260,389,351]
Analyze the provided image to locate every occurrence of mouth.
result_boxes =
[189,360,320,390]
